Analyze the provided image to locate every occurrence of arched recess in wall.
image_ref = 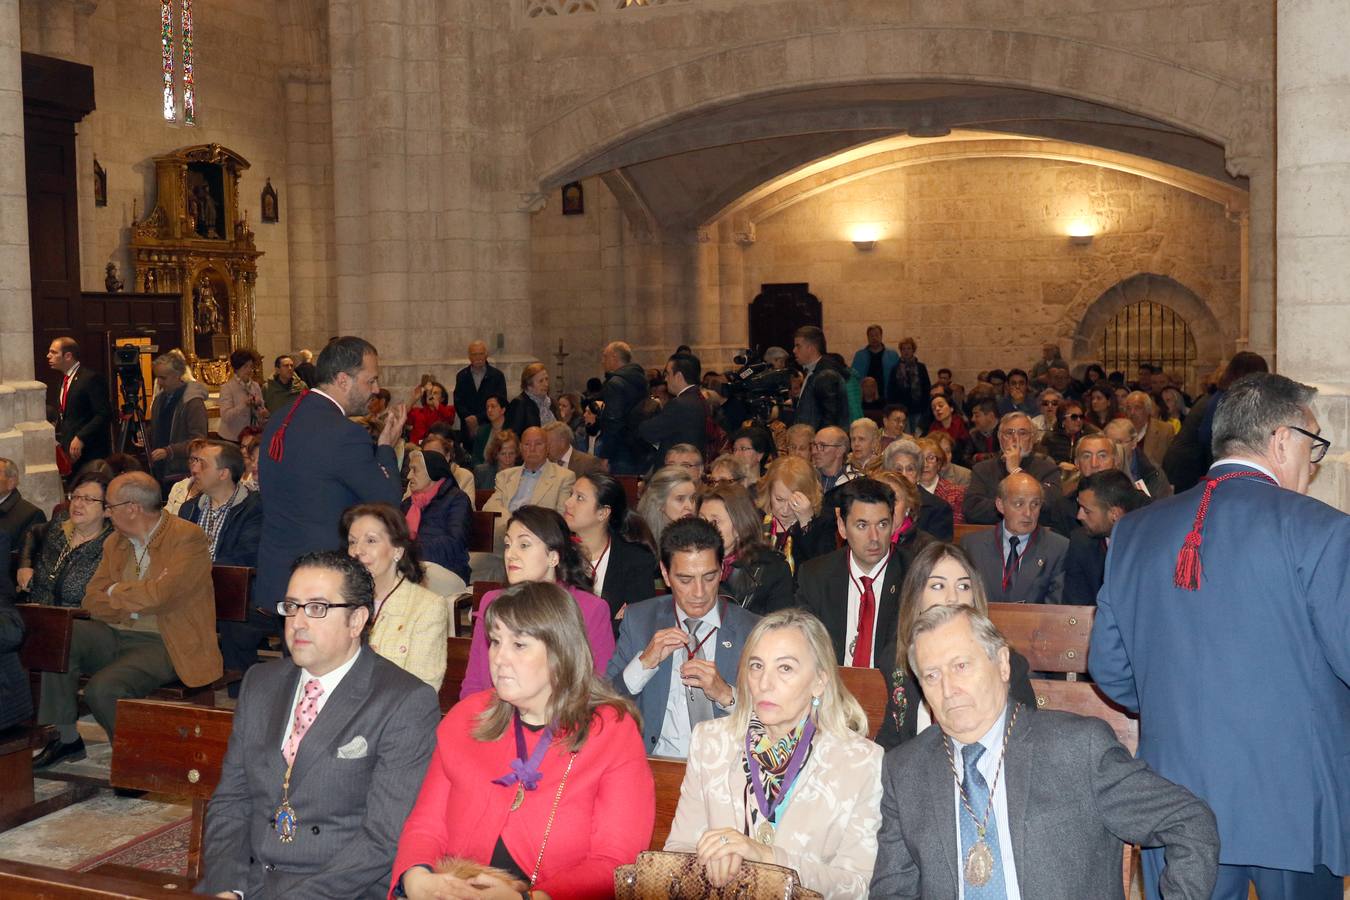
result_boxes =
[1071,274,1227,386]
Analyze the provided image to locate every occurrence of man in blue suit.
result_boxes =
[223,337,406,683]
[1089,373,1349,900]
[607,516,759,758]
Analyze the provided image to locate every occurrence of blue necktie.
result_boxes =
[959,742,1008,898]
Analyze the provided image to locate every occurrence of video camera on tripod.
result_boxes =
[111,337,157,470]
[721,347,791,424]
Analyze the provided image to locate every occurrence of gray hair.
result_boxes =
[998,411,1033,432]
[110,471,164,513]
[665,443,703,463]
[907,603,1008,675]
[1212,373,1317,458]
[153,351,188,376]
[0,458,16,480]
[604,341,632,364]
[850,417,880,438]
[708,454,747,484]
[763,346,789,364]
[883,438,922,473]
[1123,390,1155,417]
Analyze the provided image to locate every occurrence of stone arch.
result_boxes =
[1069,273,1228,377]
[528,25,1247,187]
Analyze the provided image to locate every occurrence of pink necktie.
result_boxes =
[282,678,324,766]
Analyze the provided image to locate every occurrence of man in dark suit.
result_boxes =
[791,326,850,430]
[197,551,439,899]
[795,478,907,669]
[452,340,507,439]
[0,534,32,732]
[242,337,405,683]
[0,458,46,558]
[1062,469,1147,604]
[963,412,1063,524]
[872,603,1218,899]
[543,421,605,479]
[607,517,759,757]
[47,336,111,470]
[177,440,262,568]
[960,472,1067,604]
[1091,373,1350,900]
[637,352,707,459]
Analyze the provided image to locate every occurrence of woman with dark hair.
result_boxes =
[1083,383,1120,431]
[503,363,556,436]
[475,427,518,490]
[406,380,456,445]
[401,448,471,582]
[393,582,654,900]
[459,506,615,699]
[696,482,793,616]
[471,394,509,465]
[18,470,113,607]
[874,542,1036,751]
[217,348,268,442]
[729,425,776,486]
[1039,398,1094,464]
[563,472,659,635]
[342,503,449,690]
[925,394,971,465]
[1083,363,1107,386]
[555,391,588,451]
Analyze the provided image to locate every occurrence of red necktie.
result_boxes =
[852,575,875,667]
[60,374,71,413]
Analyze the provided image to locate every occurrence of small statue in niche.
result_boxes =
[144,268,158,292]
[190,184,220,238]
[193,277,223,336]
[104,262,124,293]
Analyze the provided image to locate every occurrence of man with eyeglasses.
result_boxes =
[811,425,861,495]
[1090,373,1350,900]
[197,551,438,899]
[962,412,1063,525]
[33,472,222,768]
[1047,433,1120,536]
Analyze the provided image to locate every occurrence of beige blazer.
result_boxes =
[1139,419,1174,469]
[482,461,576,517]
[368,578,449,690]
[664,716,883,900]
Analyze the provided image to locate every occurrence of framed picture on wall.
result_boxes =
[94,157,107,207]
[261,178,279,223]
[561,181,584,215]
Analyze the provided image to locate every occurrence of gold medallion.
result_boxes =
[755,820,775,846]
[510,784,525,811]
[963,839,994,886]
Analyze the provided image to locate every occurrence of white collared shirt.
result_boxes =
[558,447,573,470]
[623,600,723,758]
[1000,524,1033,566]
[590,539,612,597]
[278,647,362,753]
[953,708,1022,900]
[845,552,888,666]
[309,388,347,416]
[1210,457,1280,485]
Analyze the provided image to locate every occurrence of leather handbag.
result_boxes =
[614,850,823,899]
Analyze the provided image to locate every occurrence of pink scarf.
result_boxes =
[405,479,444,539]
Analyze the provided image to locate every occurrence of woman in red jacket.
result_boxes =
[392,581,654,900]
[406,381,457,445]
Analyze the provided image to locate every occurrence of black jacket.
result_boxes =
[637,385,706,459]
[794,546,908,668]
[887,358,932,419]
[178,488,263,568]
[1063,527,1108,605]
[596,537,660,636]
[771,513,837,575]
[453,363,508,426]
[874,649,1037,751]
[503,392,545,439]
[400,478,471,582]
[722,545,794,616]
[54,364,112,463]
[597,363,650,471]
[794,356,850,431]
[0,531,32,731]
[0,489,47,560]
[915,487,954,542]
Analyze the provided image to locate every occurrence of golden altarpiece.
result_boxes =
[129,143,263,385]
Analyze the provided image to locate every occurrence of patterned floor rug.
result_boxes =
[72,815,191,876]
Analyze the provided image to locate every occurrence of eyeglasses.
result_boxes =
[104,500,137,511]
[999,430,1035,439]
[276,600,363,618]
[1285,426,1330,464]
[1064,413,1084,420]
[67,493,104,506]
[811,442,846,450]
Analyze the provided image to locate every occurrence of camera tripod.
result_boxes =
[114,375,155,473]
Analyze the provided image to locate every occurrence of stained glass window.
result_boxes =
[161,0,175,121]
[161,0,196,125]
[181,0,195,125]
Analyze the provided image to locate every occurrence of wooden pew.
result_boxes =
[438,636,472,713]
[452,579,504,635]
[1031,680,1138,754]
[648,756,686,851]
[614,475,642,508]
[475,488,494,510]
[838,666,888,739]
[469,509,499,554]
[987,602,1094,679]
[0,859,190,897]
[209,565,253,624]
[953,522,993,544]
[18,603,88,672]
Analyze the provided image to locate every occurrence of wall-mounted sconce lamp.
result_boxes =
[850,223,881,251]
[1066,219,1095,246]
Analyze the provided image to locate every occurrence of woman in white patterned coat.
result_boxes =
[664,608,883,899]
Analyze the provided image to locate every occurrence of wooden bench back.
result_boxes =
[838,666,888,739]
[438,637,473,713]
[210,565,253,623]
[953,522,994,544]
[614,475,642,508]
[987,602,1094,676]
[17,604,88,673]
[469,510,499,554]
[1031,680,1139,755]
[475,488,494,510]
[0,859,190,898]
[648,756,686,851]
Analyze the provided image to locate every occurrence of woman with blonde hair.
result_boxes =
[756,455,835,574]
[394,582,654,899]
[874,541,1037,751]
[635,465,698,546]
[664,608,882,898]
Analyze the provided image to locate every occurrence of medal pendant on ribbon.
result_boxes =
[274,800,298,844]
[755,820,775,846]
[963,838,994,887]
[510,784,525,811]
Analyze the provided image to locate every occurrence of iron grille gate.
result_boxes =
[1100,301,1197,387]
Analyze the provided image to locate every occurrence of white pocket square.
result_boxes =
[336,736,368,759]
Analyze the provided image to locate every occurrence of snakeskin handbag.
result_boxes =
[613,850,823,900]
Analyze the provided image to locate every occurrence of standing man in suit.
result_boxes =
[0,458,46,555]
[542,421,605,480]
[871,603,1218,899]
[960,472,1067,604]
[48,336,112,472]
[638,351,707,459]
[197,551,439,899]
[452,339,507,441]
[244,337,406,683]
[597,341,650,475]
[963,412,1062,525]
[1090,373,1350,900]
[792,326,850,431]
[1063,469,1147,604]
[795,478,907,669]
[607,517,759,758]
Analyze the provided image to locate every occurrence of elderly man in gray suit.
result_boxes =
[959,472,1068,604]
[196,551,439,899]
[870,604,1218,899]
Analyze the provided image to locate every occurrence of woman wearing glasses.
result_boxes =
[1040,399,1096,464]
[18,470,113,607]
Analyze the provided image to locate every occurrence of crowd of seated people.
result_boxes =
[13,327,1311,900]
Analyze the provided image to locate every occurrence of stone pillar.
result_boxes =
[1277,0,1350,511]
[0,0,61,512]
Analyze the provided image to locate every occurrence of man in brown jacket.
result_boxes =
[34,471,223,767]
